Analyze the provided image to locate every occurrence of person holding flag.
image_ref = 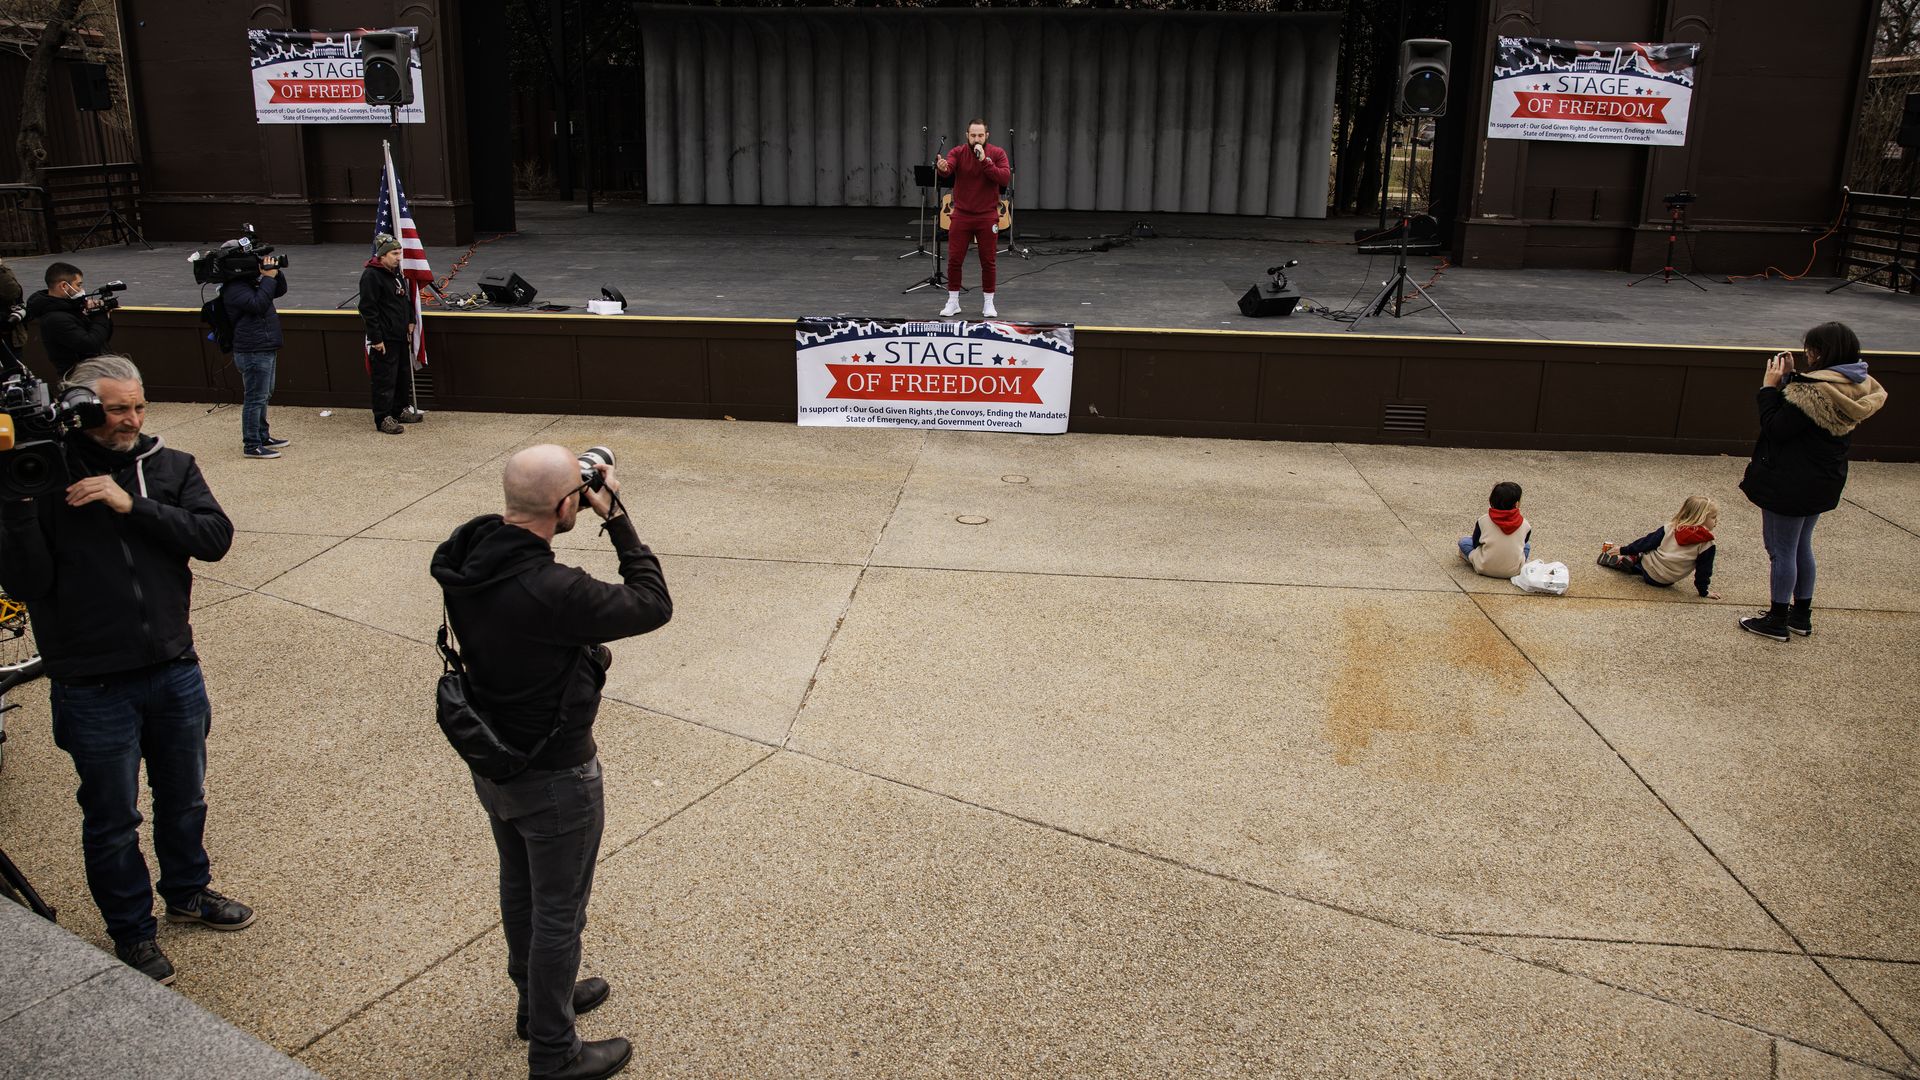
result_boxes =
[358,233,415,434]
[359,140,432,433]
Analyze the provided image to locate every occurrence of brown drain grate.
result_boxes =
[1382,401,1428,434]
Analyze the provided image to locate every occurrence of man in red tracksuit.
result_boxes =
[935,118,1011,319]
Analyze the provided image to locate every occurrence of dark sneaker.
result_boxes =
[397,408,425,424]
[518,977,610,1040]
[243,446,281,459]
[1787,599,1813,637]
[165,887,256,931]
[115,938,176,985]
[1738,611,1791,642]
[262,436,291,449]
[378,417,405,435]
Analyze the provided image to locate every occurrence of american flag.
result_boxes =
[373,140,432,369]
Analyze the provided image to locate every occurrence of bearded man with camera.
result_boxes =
[430,444,671,1080]
[0,355,251,987]
[25,262,116,378]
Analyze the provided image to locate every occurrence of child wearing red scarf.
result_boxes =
[1458,481,1531,578]
[1596,495,1721,599]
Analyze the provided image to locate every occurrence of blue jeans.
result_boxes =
[1761,510,1819,604]
[49,659,212,946]
[234,350,277,450]
[473,757,605,1073]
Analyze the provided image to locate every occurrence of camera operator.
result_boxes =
[358,234,418,435]
[218,252,290,459]
[0,355,250,987]
[430,445,672,1080]
[25,262,113,378]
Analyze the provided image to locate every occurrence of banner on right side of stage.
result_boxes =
[1487,39,1700,147]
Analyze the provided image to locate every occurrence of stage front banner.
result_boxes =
[248,28,426,124]
[796,318,1073,434]
[1488,39,1699,146]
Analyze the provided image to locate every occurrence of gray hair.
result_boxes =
[63,354,143,394]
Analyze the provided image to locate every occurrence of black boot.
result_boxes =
[1739,602,1791,642]
[532,1037,631,1080]
[1788,598,1813,637]
[518,977,610,1040]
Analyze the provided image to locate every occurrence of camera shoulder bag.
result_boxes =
[435,604,564,782]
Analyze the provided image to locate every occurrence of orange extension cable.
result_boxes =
[1724,190,1849,284]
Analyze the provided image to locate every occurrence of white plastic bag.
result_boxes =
[1510,559,1570,595]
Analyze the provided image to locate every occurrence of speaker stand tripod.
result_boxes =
[1349,117,1461,333]
[73,109,151,251]
[1829,166,1919,295]
[1628,197,1707,291]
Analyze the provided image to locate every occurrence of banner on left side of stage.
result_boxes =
[796,317,1074,434]
[249,28,426,125]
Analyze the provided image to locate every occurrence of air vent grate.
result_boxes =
[1382,402,1428,434]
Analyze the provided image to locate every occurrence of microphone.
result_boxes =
[1265,260,1300,275]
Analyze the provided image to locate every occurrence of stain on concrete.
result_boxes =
[1326,604,1534,774]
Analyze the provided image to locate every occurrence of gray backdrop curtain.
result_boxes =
[638,7,1340,219]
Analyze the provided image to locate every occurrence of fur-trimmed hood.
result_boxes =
[1783,368,1888,437]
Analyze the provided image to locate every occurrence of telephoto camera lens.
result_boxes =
[577,446,615,490]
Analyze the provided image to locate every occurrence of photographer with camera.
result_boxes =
[430,445,671,1080]
[218,251,290,460]
[0,355,250,987]
[25,263,115,378]
[358,234,418,436]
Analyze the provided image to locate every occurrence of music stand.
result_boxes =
[903,160,965,295]
[899,163,947,260]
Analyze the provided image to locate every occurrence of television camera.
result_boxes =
[189,224,289,286]
[0,351,104,501]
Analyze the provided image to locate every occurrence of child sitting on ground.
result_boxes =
[1458,481,1531,579]
[1597,495,1722,599]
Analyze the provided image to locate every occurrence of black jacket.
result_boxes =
[24,288,113,376]
[0,434,233,681]
[1,263,25,353]
[1739,385,1852,517]
[430,513,671,772]
[219,271,287,352]
[356,261,412,347]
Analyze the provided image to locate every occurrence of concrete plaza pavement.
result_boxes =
[0,402,1916,1078]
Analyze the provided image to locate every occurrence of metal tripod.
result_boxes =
[1350,116,1461,333]
[1628,197,1708,291]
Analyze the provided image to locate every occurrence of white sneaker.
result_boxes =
[982,294,998,318]
[939,294,961,317]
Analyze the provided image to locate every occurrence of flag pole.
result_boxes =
[383,130,422,416]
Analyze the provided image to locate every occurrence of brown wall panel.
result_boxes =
[581,336,705,403]
[1122,348,1262,423]
[56,310,1918,462]
[1538,362,1687,438]
[1398,356,1544,433]
[1256,353,1398,430]
[708,335,796,408]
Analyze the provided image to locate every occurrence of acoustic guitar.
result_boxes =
[938,191,1013,234]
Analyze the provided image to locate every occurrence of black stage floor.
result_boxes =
[15,200,1920,351]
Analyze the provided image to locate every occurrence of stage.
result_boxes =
[16,200,1920,345]
[8,201,1918,459]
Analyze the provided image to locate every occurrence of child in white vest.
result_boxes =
[1596,495,1722,599]
[1458,481,1531,578]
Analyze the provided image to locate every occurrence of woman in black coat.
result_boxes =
[1737,322,1888,641]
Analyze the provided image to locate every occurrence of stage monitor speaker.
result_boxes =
[478,269,537,306]
[1238,283,1301,318]
[1396,39,1452,117]
[1901,92,1920,149]
[70,62,112,111]
[360,31,414,106]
